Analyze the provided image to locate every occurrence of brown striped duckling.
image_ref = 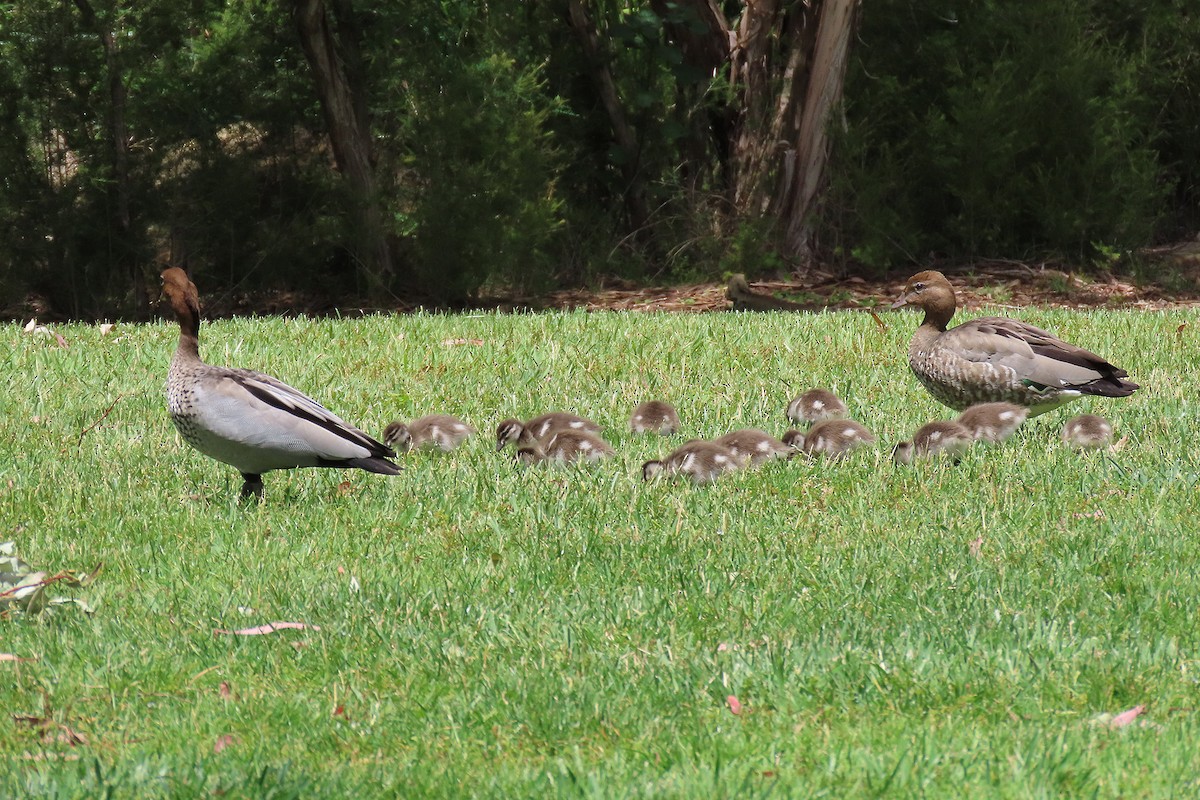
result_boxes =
[785,419,875,459]
[642,440,745,484]
[629,400,681,435]
[1061,414,1114,450]
[383,414,476,452]
[785,388,848,426]
[161,268,400,498]
[514,428,614,465]
[496,412,601,451]
[891,271,1139,415]
[893,420,974,465]
[955,402,1029,443]
[712,428,793,466]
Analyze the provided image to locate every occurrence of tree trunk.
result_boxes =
[657,0,860,265]
[73,0,140,310]
[565,0,652,234]
[292,0,393,297]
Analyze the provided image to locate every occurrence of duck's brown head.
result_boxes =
[383,421,413,452]
[890,270,957,330]
[495,418,524,451]
[161,267,201,337]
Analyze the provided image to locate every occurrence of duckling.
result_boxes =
[891,270,1139,414]
[160,268,400,498]
[629,400,681,435]
[955,402,1029,443]
[383,414,475,452]
[893,420,974,465]
[789,419,875,459]
[542,428,615,463]
[1061,414,1114,450]
[495,412,601,451]
[642,440,745,484]
[712,428,793,466]
[785,388,848,426]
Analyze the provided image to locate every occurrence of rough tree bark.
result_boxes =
[292,0,393,296]
[565,0,652,234]
[656,0,861,265]
[73,0,141,309]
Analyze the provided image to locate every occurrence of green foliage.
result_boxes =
[397,54,565,302]
[825,0,1181,271]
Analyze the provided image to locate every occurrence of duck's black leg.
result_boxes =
[240,473,264,499]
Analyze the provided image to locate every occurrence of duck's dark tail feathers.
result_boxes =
[1077,376,1140,397]
[344,457,403,475]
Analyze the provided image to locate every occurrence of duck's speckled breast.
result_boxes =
[907,327,1074,413]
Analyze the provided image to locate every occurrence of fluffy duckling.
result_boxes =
[891,270,1139,415]
[642,440,745,485]
[161,268,400,498]
[1061,414,1114,450]
[383,414,475,452]
[893,420,974,465]
[495,412,600,451]
[629,400,681,435]
[712,428,793,466]
[785,388,848,426]
[514,428,614,465]
[786,419,875,459]
[955,402,1029,443]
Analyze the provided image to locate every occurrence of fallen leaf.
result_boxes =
[441,337,484,347]
[332,705,347,718]
[213,734,237,754]
[23,318,37,333]
[336,565,345,575]
[1,653,35,663]
[969,536,983,558]
[53,333,68,348]
[99,323,115,336]
[336,481,353,496]
[218,681,231,700]
[716,643,731,653]
[868,310,888,331]
[1109,705,1146,729]
[1177,323,1187,336]
[727,695,742,715]
[213,621,321,636]
[49,726,86,746]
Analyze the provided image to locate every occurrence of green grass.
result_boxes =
[2,304,1199,797]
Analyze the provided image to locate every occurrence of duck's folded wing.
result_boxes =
[943,318,1134,392]
[223,368,396,458]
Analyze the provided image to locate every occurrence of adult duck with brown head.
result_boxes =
[162,267,400,498]
[891,271,1138,415]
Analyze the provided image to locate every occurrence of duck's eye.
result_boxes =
[913,282,925,292]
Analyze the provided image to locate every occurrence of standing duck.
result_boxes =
[893,420,974,465]
[1061,414,1114,450]
[785,388,848,426]
[785,419,875,459]
[712,429,793,466]
[955,402,1029,443]
[891,271,1138,415]
[495,412,600,451]
[642,440,745,484]
[629,400,681,435]
[161,268,400,498]
[383,414,475,452]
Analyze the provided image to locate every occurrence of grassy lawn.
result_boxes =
[2,302,1199,797]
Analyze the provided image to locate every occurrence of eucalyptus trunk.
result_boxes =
[292,0,393,297]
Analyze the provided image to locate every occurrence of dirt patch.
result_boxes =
[535,255,1200,314]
